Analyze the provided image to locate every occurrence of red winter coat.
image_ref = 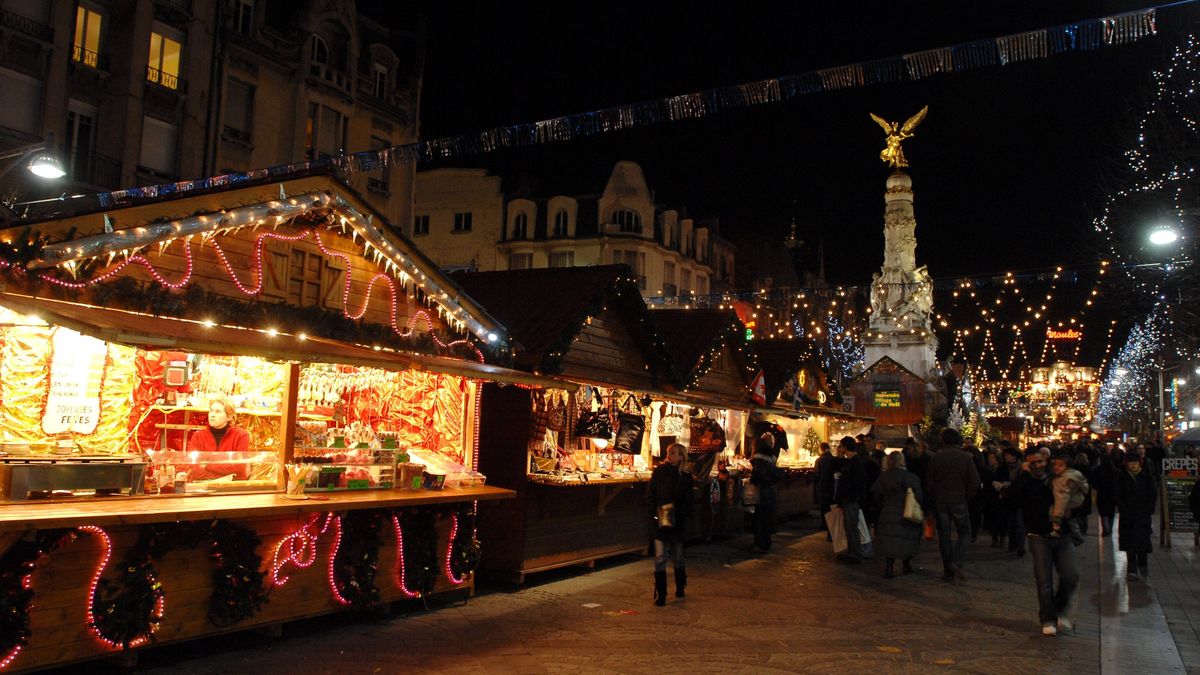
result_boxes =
[183,426,252,481]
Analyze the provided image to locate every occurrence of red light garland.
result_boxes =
[389,514,421,598]
[268,513,327,588]
[78,525,163,650]
[325,515,350,606]
[211,230,310,295]
[443,514,467,586]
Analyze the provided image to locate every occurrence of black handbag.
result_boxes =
[612,394,645,454]
[574,410,613,441]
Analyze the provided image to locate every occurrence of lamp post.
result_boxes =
[0,139,66,182]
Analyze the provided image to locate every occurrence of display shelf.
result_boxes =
[526,473,650,486]
[148,404,331,420]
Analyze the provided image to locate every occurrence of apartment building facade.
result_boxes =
[414,160,736,297]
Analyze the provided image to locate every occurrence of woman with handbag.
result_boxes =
[646,442,693,606]
[870,451,924,579]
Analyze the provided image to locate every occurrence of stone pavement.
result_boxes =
[46,514,1200,674]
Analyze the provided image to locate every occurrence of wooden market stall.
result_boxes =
[750,339,875,520]
[0,172,568,672]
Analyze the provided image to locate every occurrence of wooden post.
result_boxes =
[279,362,300,490]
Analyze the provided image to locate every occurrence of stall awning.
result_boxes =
[0,293,574,391]
[754,404,877,422]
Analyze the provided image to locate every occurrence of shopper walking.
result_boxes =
[999,446,1027,556]
[871,451,923,578]
[1093,448,1120,537]
[646,442,693,606]
[837,436,872,563]
[1116,451,1157,580]
[749,434,780,553]
[1015,449,1080,637]
[926,428,979,581]
[814,442,837,542]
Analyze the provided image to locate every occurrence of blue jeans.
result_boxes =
[654,537,684,572]
[1028,534,1079,624]
[936,503,971,571]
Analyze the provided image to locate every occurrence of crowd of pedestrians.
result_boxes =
[809,431,1169,636]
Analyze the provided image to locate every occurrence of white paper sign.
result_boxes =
[41,329,108,435]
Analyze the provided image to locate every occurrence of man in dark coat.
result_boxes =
[1015,449,1080,636]
[926,428,980,581]
[1092,448,1121,537]
[837,436,871,563]
[1117,452,1157,580]
[749,434,780,553]
[814,442,838,541]
[646,442,693,605]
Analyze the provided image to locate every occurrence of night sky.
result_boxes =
[374,1,1200,369]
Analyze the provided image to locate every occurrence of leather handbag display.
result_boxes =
[613,412,645,454]
[574,410,613,441]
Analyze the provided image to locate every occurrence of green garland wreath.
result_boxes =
[331,511,384,609]
[398,508,439,597]
[448,506,481,582]
[0,529,72,661]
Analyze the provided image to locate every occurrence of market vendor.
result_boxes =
[188,398,251,452]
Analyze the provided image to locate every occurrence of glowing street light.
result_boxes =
[1149,225,1180,246]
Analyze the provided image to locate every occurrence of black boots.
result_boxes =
[653,570,667,606]
[884,557,895,579]
[674,567,687,598]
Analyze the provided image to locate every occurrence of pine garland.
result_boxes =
[448,506,481,581]
[332,511,384,609]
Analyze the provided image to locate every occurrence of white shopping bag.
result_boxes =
[826,506,848,554]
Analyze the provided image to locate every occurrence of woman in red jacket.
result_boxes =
[185,398,251,480]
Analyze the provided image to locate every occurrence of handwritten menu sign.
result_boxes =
[1164,477,1198,533]
[41,329,108,436]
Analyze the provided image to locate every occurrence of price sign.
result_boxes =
[1164,477,1199,533]
[41,329,108,436]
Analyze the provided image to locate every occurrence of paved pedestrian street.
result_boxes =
[52,516,1198,674]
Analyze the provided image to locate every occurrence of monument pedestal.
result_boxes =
[864,332,938,383]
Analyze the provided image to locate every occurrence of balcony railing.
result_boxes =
[146,66,183,91]
[68,149,122,189]
[71,44,108,70]
[308,63,349,93]
[367,177,390,196]
[0,8,52,42]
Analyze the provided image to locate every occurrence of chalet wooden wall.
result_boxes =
[78,221,444,334]
[558,308,656,390]
[11,513,464,673]
[849,364,926,426]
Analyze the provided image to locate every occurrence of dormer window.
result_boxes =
[373,62,388,98]
[613,209,641,234]
[512,212,528,239]
[311,35,329,64]
[553,210,568,237]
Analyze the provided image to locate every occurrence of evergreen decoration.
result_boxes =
[208,521,269,627]
[332,510,385,609]
[801,427,822,457]
[0,529,71,663]
[447,506,481,581]
[399,508,439,597]
[822,315,865,379]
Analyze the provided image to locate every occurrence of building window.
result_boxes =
[697,275,708,295]
[614,250,646,289]
[147,29,183,90]
[139,117,178,177]
[512,212,528,240]
[368,135,390,194]
[223,78,254,143]
[681,269,691,294]
[311,34,329,65]
[553,210,568,237]
[453,212,473,232]
[662,261,676,296]
[413,214,429,236]
[66,102,97,180]
[306,103,346,158]
[613,209,641,234]
[229,0,253,35]
[373,62,388,98]
[549,251,574,268]
[72,6,102,68]
[509,253,533,270]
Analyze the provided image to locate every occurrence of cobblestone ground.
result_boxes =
[49,514,1198,674]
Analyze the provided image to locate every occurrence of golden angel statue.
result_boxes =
[869,106,928,169]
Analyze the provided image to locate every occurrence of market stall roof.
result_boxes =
[651,308,753,378]
[753,405,876,423]
[752,338,836,406]
[2,171,512,352]
[0,293,571,390]
[1172,427,1200,447]
[450,265,676,382]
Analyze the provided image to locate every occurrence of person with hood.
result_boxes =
[837,436,872,563]
[646,442,693,606]
[870,451,924,578]
[1116,451,1157,580]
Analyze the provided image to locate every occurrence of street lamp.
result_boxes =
[0,140,66,181]
[1149,227,1180,246]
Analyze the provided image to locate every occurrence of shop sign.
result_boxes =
[42,330,108,435]
[873,389,901,408]
[1046,329,1082,340]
